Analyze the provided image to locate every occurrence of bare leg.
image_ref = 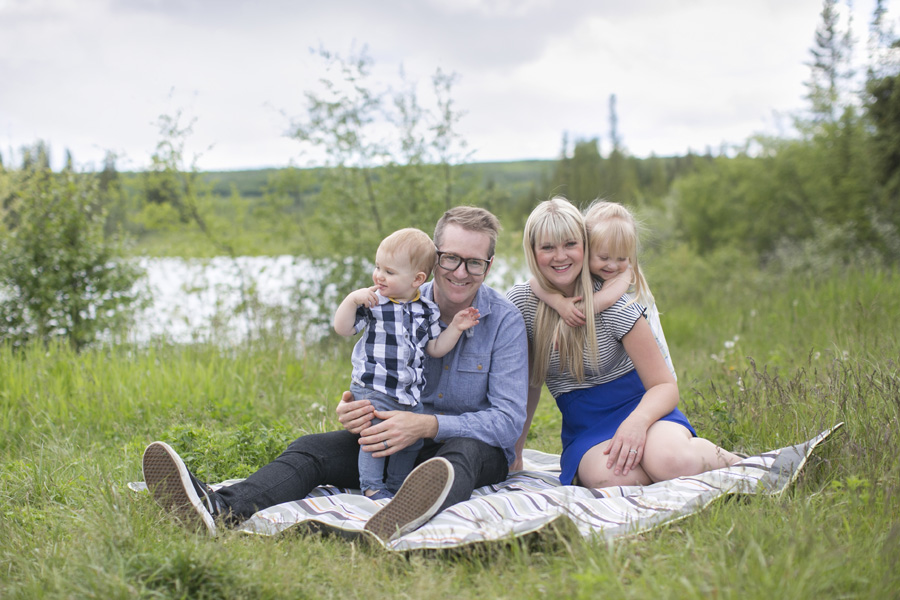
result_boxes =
[640,421,740,483]
[576,440,653,488]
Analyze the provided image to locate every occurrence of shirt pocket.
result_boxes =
[457,354,491,376]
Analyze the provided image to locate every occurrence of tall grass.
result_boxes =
[1,268,898,598]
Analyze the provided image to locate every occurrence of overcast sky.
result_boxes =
[0,0,888,172]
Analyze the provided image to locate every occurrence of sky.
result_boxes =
[0,0,889,172]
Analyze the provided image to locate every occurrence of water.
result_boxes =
[134,254,525,345]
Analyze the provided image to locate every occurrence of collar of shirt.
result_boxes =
[374,289,421,305]
[419,281,492,338]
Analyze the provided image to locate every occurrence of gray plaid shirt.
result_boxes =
[350,290,442,406]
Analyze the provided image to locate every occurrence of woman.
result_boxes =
[507,197,739,488]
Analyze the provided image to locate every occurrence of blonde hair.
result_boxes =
[434,206,501,258]
[377,228,437,275]
[583,200,655,307]
[523,197,598,387]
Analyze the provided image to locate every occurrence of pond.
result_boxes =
[135,254,525,345]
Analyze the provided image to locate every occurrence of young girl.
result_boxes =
[529,200,676,379]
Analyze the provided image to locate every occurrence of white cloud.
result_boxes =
[0,0,888,170]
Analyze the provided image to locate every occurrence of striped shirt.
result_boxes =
[350,290,443,406]
[506,281,644,398]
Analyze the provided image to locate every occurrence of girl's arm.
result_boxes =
[528,277,585,327]
[591,266,633,314]
[604,316,679,476]
[426,307,480,357]
[333,287,378,336]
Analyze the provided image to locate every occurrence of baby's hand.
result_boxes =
[451,307,480,331]
[350,286,379,308]
[555,296,586,328]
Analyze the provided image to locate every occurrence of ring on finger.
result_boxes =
[383,441,389,450]
[628,449,638,454]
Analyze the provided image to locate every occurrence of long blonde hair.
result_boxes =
[523,197,598,387]
[583,200,654,307]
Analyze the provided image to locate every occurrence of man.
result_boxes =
[142,206,528,541]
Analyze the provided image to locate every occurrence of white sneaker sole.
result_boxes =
[364,457,454,542]
[142,441,217,536]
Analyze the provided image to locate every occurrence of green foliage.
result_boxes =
[272,46,481,323]
[1,267,899,598]
[0,149,144,350]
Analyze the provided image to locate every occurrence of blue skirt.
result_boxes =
[555,369,696,485]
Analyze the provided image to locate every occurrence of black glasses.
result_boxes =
[436,251,493,276]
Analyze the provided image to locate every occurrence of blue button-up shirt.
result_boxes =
[417,281,528,465]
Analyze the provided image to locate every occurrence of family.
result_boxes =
[142,198,741,542]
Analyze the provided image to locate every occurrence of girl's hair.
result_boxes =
[377,228,437,275]
[523,197,598,387]
[583,200,654,307]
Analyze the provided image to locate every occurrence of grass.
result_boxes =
[1,268,899,598]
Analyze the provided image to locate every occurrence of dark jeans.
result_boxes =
[215,430,508,522]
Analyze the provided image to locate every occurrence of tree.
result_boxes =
[805,0,855,125]
[284,46,474,324]
[0,144,144,350]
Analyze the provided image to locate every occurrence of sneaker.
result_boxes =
[364,457,454,542]
[366,489,394,502]
[142,441,218,536]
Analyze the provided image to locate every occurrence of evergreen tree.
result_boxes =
[805,0,855,124]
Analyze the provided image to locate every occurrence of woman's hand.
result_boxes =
[603,414,651,476]
[335,390,375,434]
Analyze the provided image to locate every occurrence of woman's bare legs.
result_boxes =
[577,422,740,488]
[577,440,653,488]
[640,421,740,482]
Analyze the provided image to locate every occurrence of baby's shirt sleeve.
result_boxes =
[353,305,372,335]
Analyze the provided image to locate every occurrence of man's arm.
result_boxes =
[511,378,542,471]
[431,305,528,457]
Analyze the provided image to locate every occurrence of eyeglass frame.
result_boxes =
[435,251,493,276]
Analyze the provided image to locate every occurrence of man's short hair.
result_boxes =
[377,228,437,274]
[433,206,501,258]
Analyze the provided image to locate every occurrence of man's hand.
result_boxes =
[359,411,438,458]
[336,390,375,434]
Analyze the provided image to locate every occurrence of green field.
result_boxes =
[1,266,898,599]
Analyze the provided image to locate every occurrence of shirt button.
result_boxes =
[444,365,449,370]
[438,393,443,398]
[477,365,483,370]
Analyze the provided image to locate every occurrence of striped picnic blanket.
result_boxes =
[132,424,841,551]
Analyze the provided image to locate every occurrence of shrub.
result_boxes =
[0,155,145,350]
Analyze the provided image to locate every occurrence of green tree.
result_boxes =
[805,0,855,125]
[0,144,144,350]
[284,46,474,323]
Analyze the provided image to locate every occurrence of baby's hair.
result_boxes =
[583,200,655,307]
[377,228,437,275]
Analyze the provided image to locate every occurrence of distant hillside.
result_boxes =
[199,160,555,199]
